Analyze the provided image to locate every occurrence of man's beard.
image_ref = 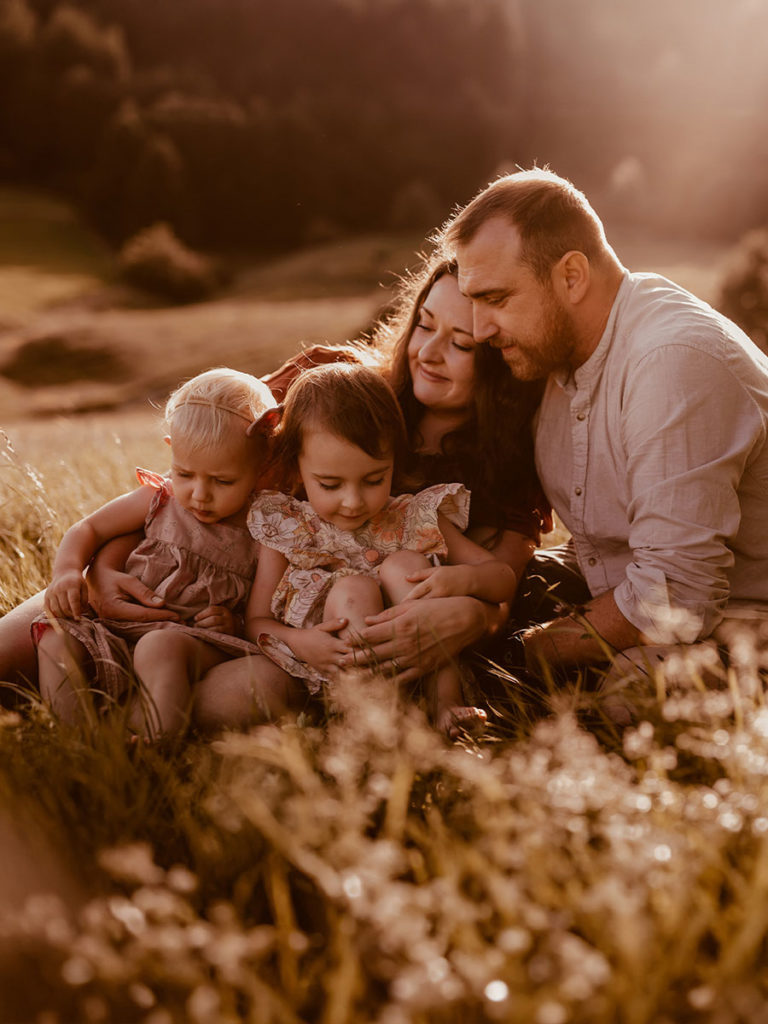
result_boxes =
[492,298,577,381]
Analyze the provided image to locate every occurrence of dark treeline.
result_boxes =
[1,0,768,254]
[0,0,517,250]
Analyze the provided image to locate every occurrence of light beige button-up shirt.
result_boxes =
[535,271,768,644]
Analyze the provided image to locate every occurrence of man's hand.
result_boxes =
[44,570,89,620]
[194,605,236,634]
[87,569,180,623]
[341,595,488,684]
[286,620,352,677]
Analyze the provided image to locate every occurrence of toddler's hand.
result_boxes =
[402,565,473,602]
[288,620,351,676]
[45,570,90,620]
[194,605,236,634]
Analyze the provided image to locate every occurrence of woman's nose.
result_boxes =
[419,329,445,361]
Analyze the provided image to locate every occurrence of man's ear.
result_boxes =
[163,434,172,447]
[552,250,590,306]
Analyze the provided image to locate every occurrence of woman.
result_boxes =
[0,258,549,721]
[194,257,550,725]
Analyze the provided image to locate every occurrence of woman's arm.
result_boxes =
[344,595,495,684]
[45,487,155,619]
[245,546,349,677]
[86,532,180,623]
[344,525,532,684]
[466,526,536,581]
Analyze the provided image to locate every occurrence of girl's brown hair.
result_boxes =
[370,256,545,533]
[269,362,409,493]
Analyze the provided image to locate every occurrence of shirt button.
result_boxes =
[574,487,582,496]
[588,557,597,566]
[576,412,586,421]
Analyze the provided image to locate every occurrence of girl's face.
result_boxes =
[407,273,476,415]
[298,429,393,531]
[168,428,261,524]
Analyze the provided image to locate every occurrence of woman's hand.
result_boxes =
[287,620,352,676]
[45,570,89,620]
[194,605,236,634]
[87,567,180,623]
[401,565,474,602]
[341,595,489,684]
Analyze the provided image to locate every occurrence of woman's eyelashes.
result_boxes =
[416,318,473,352]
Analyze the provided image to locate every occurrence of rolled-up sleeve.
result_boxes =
[615,343,763,642]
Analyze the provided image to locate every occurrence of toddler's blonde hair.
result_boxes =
[165,367,276,450]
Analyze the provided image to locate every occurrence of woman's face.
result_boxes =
[407,273,476,415]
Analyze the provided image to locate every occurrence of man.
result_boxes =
[442,167,768,686]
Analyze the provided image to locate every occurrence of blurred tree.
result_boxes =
[717,228,768,353]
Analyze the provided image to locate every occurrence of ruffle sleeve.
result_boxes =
[248,490,319,557]
[372,482,470,561]
[135,467,172,523]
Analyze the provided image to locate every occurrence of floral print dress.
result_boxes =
[247,483,470,690]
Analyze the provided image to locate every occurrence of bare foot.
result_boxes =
[437,705,487,740]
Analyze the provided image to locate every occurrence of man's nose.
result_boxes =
[472,305,497,344]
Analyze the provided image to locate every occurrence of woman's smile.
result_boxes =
[407,273,476,415]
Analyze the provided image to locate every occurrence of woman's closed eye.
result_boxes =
[452,338,473,353]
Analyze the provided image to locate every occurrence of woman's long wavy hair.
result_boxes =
[371,256,545,533]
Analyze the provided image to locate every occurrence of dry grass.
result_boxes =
[2,415,768,1023]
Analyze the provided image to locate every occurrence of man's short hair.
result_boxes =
[442,167,610,282]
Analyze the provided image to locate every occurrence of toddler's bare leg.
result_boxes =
[325,575,383,643]
[0,591,46,692]
[37,628,91,725]
[131,631,228,739]
[192,654,303,732]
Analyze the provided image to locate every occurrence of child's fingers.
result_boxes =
[405,568,434,583]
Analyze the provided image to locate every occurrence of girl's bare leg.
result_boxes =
[379,552,486,737]
[429,663,487,738]
[131,631,229,739]
[37,628,91,725]
[0,591,45,692]
[192,654,304,732]
[324,575,383,644]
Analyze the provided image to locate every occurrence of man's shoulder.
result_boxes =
[619,271,759,362]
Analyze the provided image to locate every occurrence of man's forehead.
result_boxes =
[456,217,525,293]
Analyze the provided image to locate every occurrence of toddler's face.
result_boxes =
[298,429,393,531]
[168,429,261,525]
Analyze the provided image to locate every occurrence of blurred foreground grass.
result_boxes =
[2,416,768,1023]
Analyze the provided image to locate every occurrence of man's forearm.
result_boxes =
[523,588,642,670]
